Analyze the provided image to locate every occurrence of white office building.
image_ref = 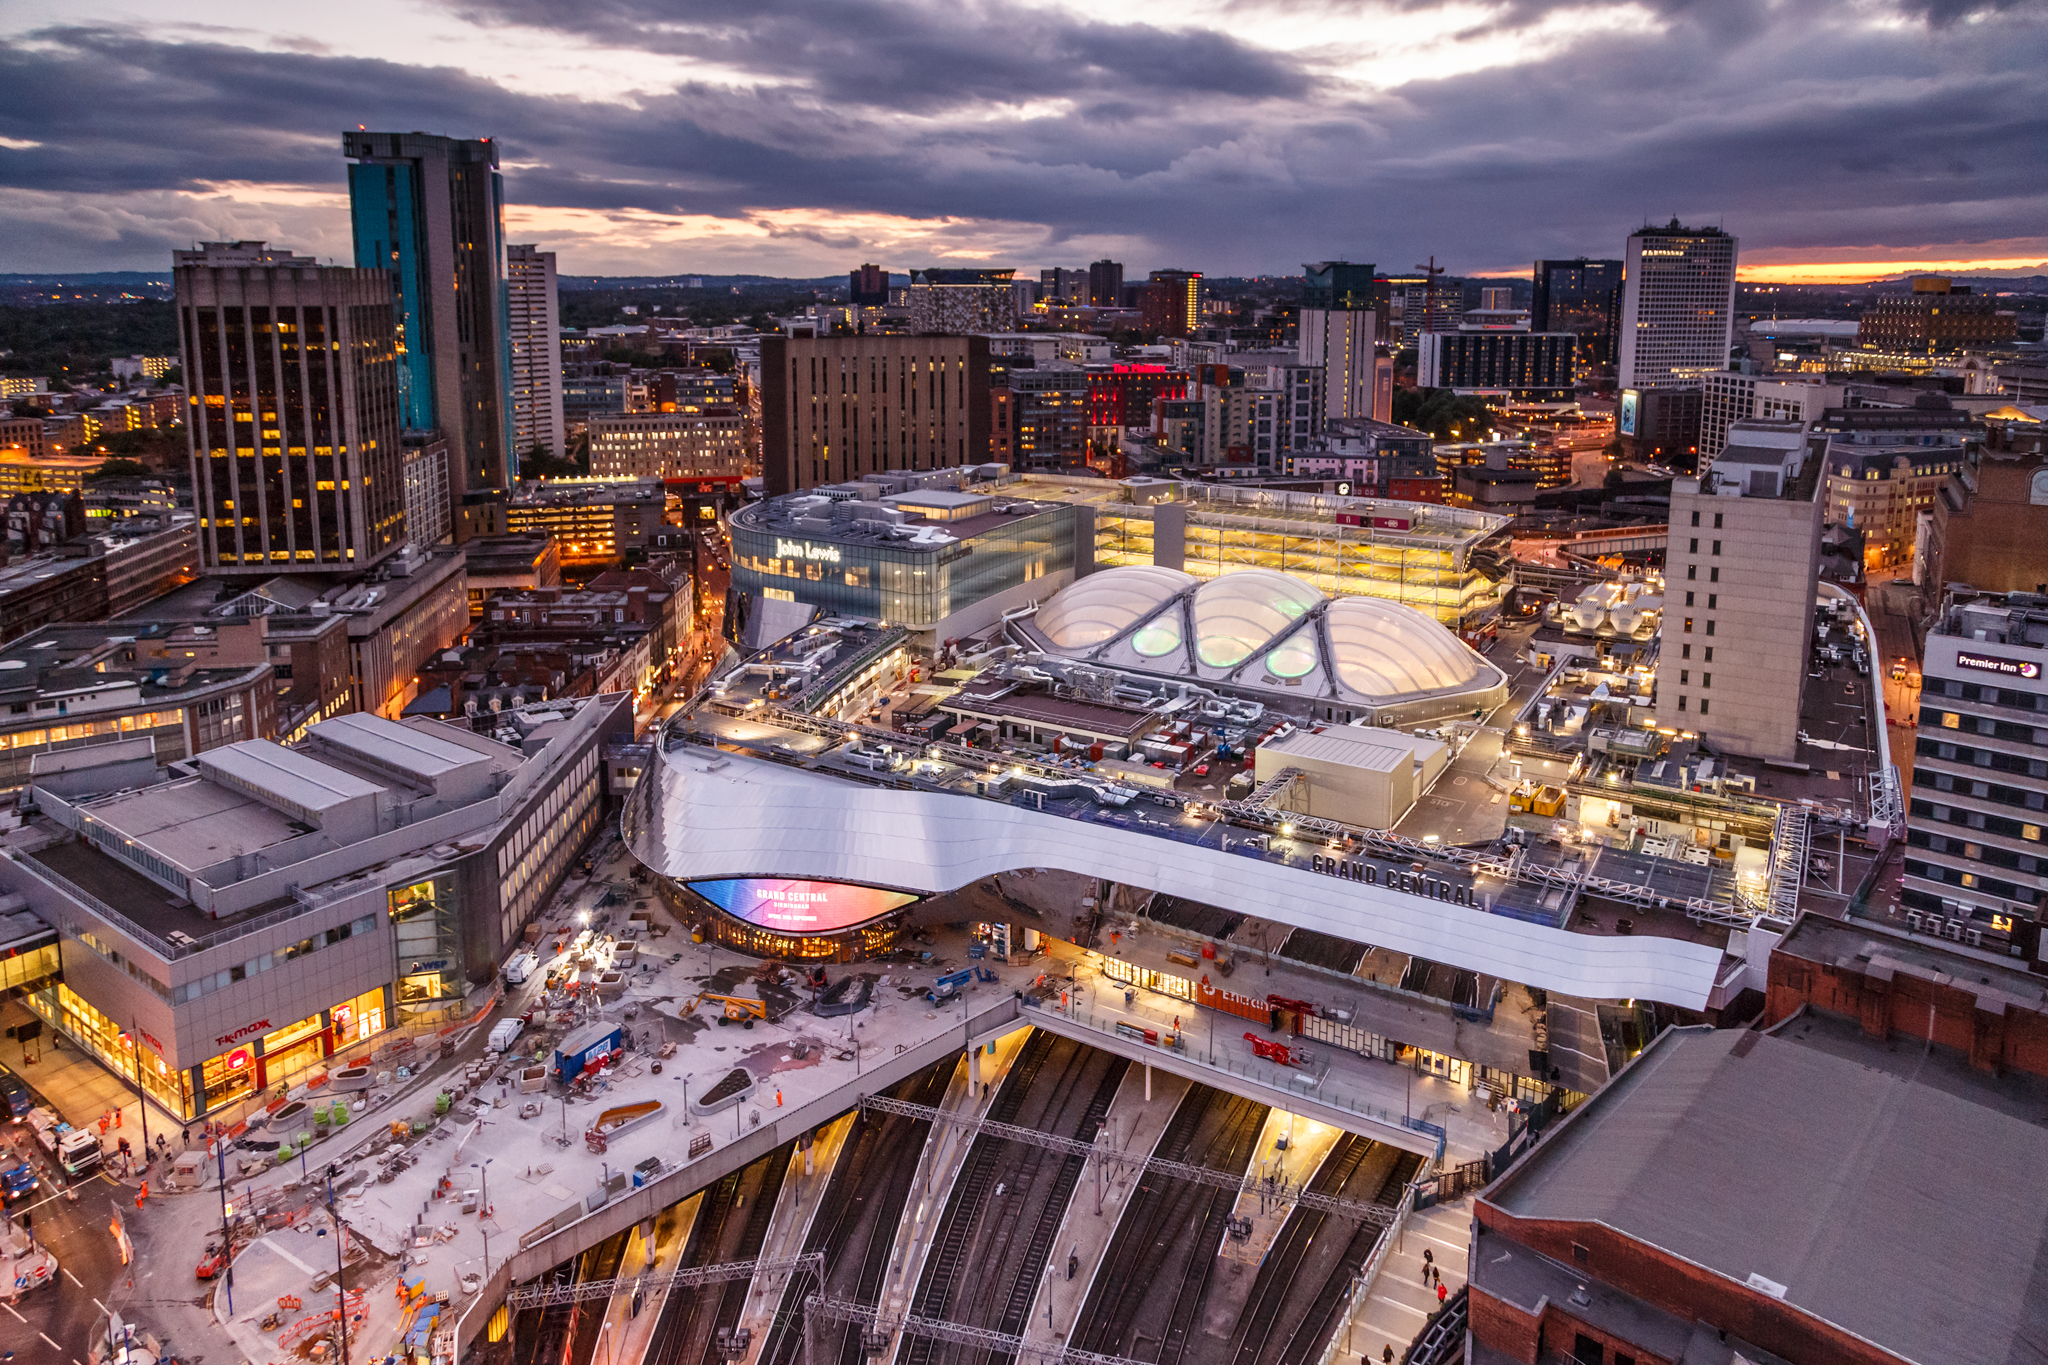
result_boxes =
[1619,223,1739,391]
[1699,372,1845,467]
[507,244,566,464]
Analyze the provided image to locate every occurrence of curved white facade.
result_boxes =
[628,746,1726,1009]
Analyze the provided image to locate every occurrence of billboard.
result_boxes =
[687,878,919,934]
[1618,389,1639,437]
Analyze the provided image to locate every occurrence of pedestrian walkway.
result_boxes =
[0,997,178,1147]
[1347,1197,1471,1364]
[608,1195,702,1365]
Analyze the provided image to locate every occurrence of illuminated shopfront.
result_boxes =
[1099,955,1194,1001]
[391,874,464,1024]
[329,988,387,1050]
[203,1045,257,1110]
[45,984,194,1117]
[671,878,919,962]
[257,1013,326,1089]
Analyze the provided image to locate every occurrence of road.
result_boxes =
[3,1128,133,1362]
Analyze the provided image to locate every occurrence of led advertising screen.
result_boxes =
[687,879,920,934]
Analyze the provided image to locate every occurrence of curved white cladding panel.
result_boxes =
[631,751,1726,1009]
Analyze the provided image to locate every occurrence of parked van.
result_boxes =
[0,1063,32,1120]
[487,1019,524,1054]
[502,952,539,987]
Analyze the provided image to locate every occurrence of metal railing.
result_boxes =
[1313,1159,1430,1365]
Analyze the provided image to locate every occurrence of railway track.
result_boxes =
[513,1227,632,1365]
[1265,1150,1424,1365]
[901,1034,1129,1365]
[755,1060,957,1365]
[645,1145,793,1365]
[1070,1083,1268,1365]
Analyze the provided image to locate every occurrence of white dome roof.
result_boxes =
[1026,565,1501,707]
[1323,596,1486,696]
[1190,569,1322,668]
[1033,565,1194,649]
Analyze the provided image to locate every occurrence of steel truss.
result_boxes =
[856,1095,1394,1228]
[806,1293,1151,1365]
[506,1251,824,1310]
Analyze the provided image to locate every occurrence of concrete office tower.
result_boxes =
[174,242,407,575]
[1618,222,1738,390]
[344,130,513,494]
[505,245,565,462]
[1906,590,2048,954]
[1088,259,1124,308]
[849,263,889,307]
[1531,258,1623,372]
[760,334,991,495]
[1699,372,1845,467]
[1299,261,1378,422]
[1654,422,1822,761]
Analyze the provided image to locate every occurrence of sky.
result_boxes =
[0,0,2044,283]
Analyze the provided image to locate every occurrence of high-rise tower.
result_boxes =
[506,244,565,462]
[1299,261,1380,421]
[343,131,513,494]
[174,241,407,573]
[1618,222,1738,390]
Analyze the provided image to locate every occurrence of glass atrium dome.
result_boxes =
[1032,565,1194,650]
[1190,570,1322,668]
[1323,596,1488,696]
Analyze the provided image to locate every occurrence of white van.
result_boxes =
[502,952,539,987]
[487,1019,524,1054]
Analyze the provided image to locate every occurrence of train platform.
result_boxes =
[1345,1196,1473,1362]
[877,1028,1029,1343]
[731,1114,855,1360]
[1018,1065,1191,1351]
[1216,1111,1341,1270]
[606,1200,698,1365]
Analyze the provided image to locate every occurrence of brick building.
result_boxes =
[1471,933,2048,1365]
[1857,277,2017,355]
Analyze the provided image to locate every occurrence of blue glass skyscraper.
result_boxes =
[344,131,515,495]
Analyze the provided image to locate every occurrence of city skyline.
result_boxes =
[0,0,2041,279]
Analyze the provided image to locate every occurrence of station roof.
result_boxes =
[1483,1018,2048,1365]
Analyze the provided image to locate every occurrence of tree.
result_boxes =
[91,457,148,480]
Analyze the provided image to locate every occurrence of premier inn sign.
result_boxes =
[1955,649,2042,681]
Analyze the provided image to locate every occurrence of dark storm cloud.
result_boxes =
[449,0,1318,110]
[0,0,2043,273]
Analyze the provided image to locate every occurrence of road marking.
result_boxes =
[40,1333,62,1350]
[93,1298,108,1314]
[0,1300,23,1321]
[62,1267,82,1287]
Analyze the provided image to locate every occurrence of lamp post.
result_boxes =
[325,1163,350,1365]
[215,1127,234,1316]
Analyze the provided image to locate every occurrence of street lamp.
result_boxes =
[325,1163,351,1365]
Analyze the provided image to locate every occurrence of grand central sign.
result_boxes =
[1310,853,1484,909]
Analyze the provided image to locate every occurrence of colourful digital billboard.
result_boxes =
[687,879,919,934]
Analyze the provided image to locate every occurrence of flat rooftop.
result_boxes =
[28,836,297,942]
[80,773,304,870]
[1485,1017,2048,1365]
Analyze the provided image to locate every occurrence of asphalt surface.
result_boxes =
[3,1120,140,1362]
